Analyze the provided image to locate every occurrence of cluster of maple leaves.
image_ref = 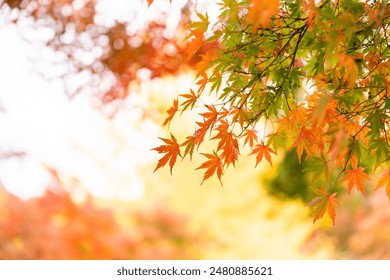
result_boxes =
[1,0,388,226]
[0,188,199,259]
[0,0,214,102]
[152,0,390,225]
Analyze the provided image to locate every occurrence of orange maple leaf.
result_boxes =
[251,141,276,167]
[290,105,308,127]
[162,99,178,127]
[307,94,338,127]
[337,53,358,85]
[195,49,218,74]
[341,167,370,195]
[291,127,315,163]
[194,105,218,145]
[186,29,204,60]
[212,121,239,167]
[243,129,258,148]
[152,133,181,174]
[277,105,307,134]
[196,72,208,94]
[246,0,280,31]
[328,127,348,167]
[196,152,224,185]
[375,169,390,201]
[308,185,341,225]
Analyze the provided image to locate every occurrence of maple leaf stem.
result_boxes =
[340,89,386,119]
[352,116,373,140]
[331,169,346,193]
[220,75,259,108]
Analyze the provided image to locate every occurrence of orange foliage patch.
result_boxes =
[0,189,200,259]
[246,0,280,31]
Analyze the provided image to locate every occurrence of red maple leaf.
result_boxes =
[152,133,181,174]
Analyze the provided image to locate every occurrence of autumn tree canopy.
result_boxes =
[152,0,390,224]
[0,0,215,102]
[1,0,389,225]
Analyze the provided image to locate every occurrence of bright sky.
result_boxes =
[0,22,154,200]
[0,0,219,200]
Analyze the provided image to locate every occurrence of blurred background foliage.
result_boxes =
[0,0,389,259]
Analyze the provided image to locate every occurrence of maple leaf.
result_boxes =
[231,106,250,129]
[180,89,198,112]
[246,0,280,31]
[277,106,307,134]
[337,53,358,85]
[181,135,195,160]
[341,167,370,195]
[162,99,178,127]
[251,141,276,167]
[267,132,286,152]
[291,127,315,163]
[194,105,218,145]
[290,106,308,128]
[308,185,341,225]
[375,169,390,201]
[195,49,218,74]
[243,129,258,148]
[212,121,239,167]
[276,115,291,134]
[152,133,181,174]
[196,72,208,94]
[307,94,338,127]
[328,127,348,167]
[186,30,204,60]
[196,151,224,185]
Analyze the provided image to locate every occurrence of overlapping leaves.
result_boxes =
[153,0,390,224]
